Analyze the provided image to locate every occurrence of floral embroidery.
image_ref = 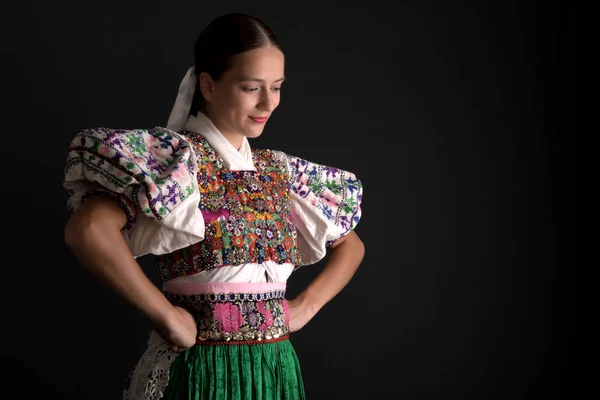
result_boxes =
[156,133,301,281]
[283,153,363,246]
[163,289,290,343]
[65,127,363,275]
[64,127,197,229]
[213,303,243,332]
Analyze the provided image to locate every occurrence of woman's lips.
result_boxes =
[249,116,268,124]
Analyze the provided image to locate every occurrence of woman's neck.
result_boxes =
[200,108,243,151]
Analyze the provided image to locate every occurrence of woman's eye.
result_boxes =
[242,86,282,92]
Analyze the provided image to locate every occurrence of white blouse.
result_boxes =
[63,112,363,285]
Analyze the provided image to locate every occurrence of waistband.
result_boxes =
[163,280,287,295]
[162,281,290,345]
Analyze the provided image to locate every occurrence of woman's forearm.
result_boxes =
[296,231,365,315]
[64,197,175,328]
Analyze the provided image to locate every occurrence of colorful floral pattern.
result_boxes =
[64,127,197,229]
[64,127,363,279]
[156,133,301,281]
[163,289,290,343]
[283,153,363,246]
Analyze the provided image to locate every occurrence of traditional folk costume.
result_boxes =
[63,67,362,400]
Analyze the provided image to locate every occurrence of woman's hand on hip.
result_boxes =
[156,305,197,352]
[287,297,317,333]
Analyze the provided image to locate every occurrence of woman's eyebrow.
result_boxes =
[240,77,286,83]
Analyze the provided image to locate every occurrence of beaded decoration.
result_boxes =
[156,132,301,281]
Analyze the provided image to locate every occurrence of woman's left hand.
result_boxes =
[286,297,317,333]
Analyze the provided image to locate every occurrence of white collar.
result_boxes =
[183,112,256,171]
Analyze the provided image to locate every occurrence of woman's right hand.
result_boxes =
[156,305,197,352]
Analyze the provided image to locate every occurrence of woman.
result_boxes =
[63,13,364,400]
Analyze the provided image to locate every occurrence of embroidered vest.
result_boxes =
[156,132,301,282]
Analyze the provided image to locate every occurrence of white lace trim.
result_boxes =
[122,330,178,400]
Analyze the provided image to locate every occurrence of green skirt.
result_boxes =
[162,338,305,400]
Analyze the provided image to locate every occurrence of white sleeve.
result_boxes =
[63,127,205,257]
[272,150,363,266]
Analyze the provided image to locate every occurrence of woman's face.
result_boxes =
[202,46,285,147]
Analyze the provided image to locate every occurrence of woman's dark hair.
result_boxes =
[189,13,281,116]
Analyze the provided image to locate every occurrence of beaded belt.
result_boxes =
[162,281,291,345]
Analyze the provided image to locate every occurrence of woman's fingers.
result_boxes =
[169,343,192,353]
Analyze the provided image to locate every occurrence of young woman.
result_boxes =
[63,13,364,400]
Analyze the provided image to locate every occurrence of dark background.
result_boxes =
[3,0,572,399]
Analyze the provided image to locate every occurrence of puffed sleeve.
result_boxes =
[63,127,205,258]
[272,151,363,265]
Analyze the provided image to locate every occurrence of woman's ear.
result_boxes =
[199,72,215,103]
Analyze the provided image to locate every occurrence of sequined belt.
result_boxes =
[162,281,290,345]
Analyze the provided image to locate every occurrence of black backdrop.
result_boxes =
[3,1,571,399]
